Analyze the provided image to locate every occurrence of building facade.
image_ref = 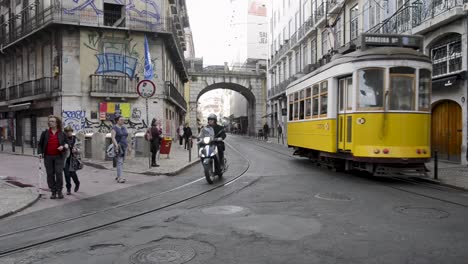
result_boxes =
[267,0,467,164]
[0,0,190,145]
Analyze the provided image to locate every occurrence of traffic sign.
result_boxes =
[136,80,156,98]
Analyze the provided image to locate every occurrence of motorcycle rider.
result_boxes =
[200,114,227,169]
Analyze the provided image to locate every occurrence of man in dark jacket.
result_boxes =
[183,123,193,150]
[206,114,226,168]
[38,115,69,199]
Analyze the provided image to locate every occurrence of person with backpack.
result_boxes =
[111,115,128,183]
[38,115,69,199]
[63,125,81,195]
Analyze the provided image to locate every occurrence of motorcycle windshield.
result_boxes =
[199,127,215,138]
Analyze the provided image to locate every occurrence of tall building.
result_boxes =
[267,0,467,164]
[228,0,268,64]
[0,0,190,144]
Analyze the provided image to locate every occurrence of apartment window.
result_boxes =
[322,30,328,56]
[369,2,376,28]
[278,64,282,83]
[335,17,342,47]
[283,27,287,41]
[288,19,293,38]
[295,11,299,32]
[350,5,359,40]
[283,62,286,81]
[295,50,300,73]
[310,38,316,64]
[303,0,309,24]
[303,44,308,68]
[104,3,125,27]
[431,35,462,77]
[288,56,293,77]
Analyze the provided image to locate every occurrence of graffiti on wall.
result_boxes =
[132,108,142,119]
[62,0,162,28]
[62,110,86,132]
[83,118,147,134]
[95,53,138,79]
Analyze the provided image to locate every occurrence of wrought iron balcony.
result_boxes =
[1,77,59,101]
[90,75,138,97]
[165,81,187,112]
[369,0,468,35]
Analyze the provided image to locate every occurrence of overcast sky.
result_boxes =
[186,0,232,66]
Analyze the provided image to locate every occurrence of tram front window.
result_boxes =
[358,68,384,109]
[390,67,415,111]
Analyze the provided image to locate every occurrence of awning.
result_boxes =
[8,102,31,111]
[432,73,464,89]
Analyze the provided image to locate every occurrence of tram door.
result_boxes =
[337,77,353,151]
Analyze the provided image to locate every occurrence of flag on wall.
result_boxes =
[144,35,154,80]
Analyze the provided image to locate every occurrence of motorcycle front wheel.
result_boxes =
[204,162,215,184]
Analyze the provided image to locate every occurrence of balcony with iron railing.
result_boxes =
[90,75,138,98]
[0,77,60,102]
[165,81,187,112]
[368,0,468,35]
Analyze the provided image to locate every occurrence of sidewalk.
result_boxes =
[0,142,199,219]
[241,134,468,190]
[0,141,200,176]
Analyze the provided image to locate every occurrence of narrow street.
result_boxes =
[1,135,468,264]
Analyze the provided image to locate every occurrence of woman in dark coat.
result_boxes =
[183,123,193,150]
[150,118,162,167]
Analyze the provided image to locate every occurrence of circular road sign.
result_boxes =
[136,80,156,98]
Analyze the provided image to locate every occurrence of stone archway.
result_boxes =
[195,82,256,135]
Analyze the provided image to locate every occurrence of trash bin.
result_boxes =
[160,137,172,156]
[84,133,93,159]
[134,132,149,157]
[105,133,113,161]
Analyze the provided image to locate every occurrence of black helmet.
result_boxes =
[207,113,217,122]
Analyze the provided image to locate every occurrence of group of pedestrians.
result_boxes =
[38,115,80,199]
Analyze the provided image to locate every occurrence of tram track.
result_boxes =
[0,141,252,258]
[235,135,468,208]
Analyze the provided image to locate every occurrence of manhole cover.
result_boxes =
[394,206,449,219]
[129,244,196,264]
[314,193,352,201]
[125,239,216,264]
[202,205,245,215]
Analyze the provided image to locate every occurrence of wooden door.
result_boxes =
[431,100,462,162]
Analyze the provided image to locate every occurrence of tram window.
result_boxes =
[390,67,415,111]
[312,97,319,116]
[299,99,305,119]
[418,69,431,111]
[313,84,319,95]
[320,94,328,116]
[339,79,345,111]
[358,68,384,109]
[305,98,311,118]
[289,102,293,121]
[305,87,312,118]
[320,81,328,93]
[294,92,299,120]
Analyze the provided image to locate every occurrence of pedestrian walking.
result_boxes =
[63,126,80,195]
[111,115,128,183]
[263,123,269,141]
[183,123,193,150]
[149,118,162,167]
[177,123,184,147]
[277,123,283,144]
[38,115,69,199]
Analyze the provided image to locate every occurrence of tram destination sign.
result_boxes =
[360,34,423,50]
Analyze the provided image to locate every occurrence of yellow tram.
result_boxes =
[287,35,432,176]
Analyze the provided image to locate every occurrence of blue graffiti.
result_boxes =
[63,110,87,132]
[63,0,103,15]
[95,53,138,79]
[63,0,161,26]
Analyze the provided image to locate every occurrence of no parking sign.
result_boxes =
[136,80,156,98]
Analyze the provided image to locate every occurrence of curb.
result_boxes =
[417,177,468,191]
[0,189,41,220]
[82,159,200,176]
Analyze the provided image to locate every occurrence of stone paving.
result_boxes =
[0,180,39,219]
[0,140,199,218]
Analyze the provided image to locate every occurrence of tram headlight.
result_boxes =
[374,149,380,154]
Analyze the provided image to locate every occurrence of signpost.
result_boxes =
[137,79,156,168]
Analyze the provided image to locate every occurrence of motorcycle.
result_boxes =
[198,128,227,184]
